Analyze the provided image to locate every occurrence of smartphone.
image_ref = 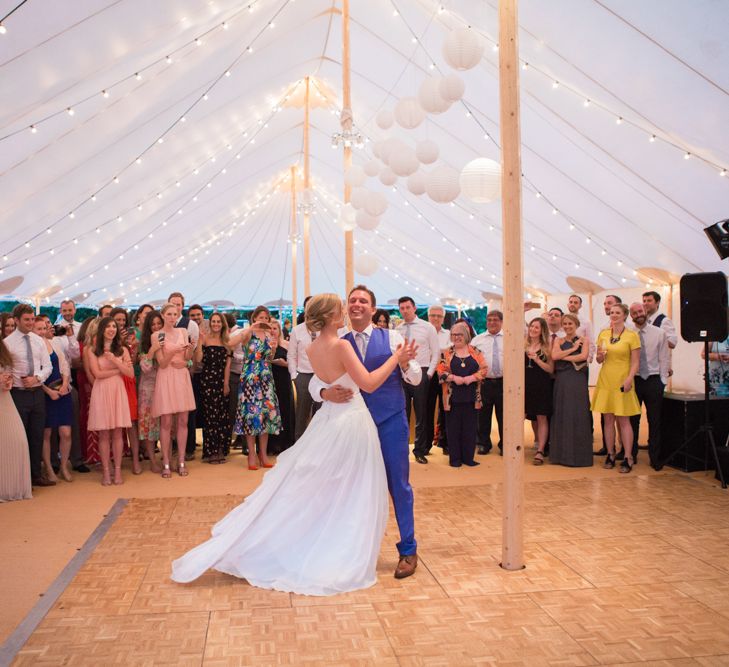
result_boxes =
[158,332,166,343]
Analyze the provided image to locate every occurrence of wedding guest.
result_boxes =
[453,317,476,339]
[98,304,112,318]
[7,304,53,487]
[524,318,554,464]
[132,304,154,333]
[437,322,487,467]
[150,303,196,477]
[472,310,504,455]
[268,319,294,454]
[137,310,162,473]
[1,312,16,339]
[282,318,291,340]
[187,304,207,458]
[224,313,246,452]
[35,317,73,482]
[592,303,641,472]
[629,302,670,469]
[595,294,623,456]
[396,296,440,464]
[373,309,390,329]
[229,306,281,469]
[568,294,595,361]
[642,291,677,349]
[88,317,133,485]
[427,304,450,454]
[288,298,321,441]
[195,312,230,464]
[549,314,592,467]
[111,307,139,457]
[703,334,729,397]
[0,338,32,501]
[77,317,100,465]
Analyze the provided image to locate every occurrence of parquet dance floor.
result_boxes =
[9,474,729,666]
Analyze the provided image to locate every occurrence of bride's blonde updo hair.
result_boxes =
[305,293,342,333]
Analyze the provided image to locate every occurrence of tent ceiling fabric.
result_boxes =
[1,0,727,307]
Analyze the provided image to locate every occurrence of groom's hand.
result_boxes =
[322,384,354,403]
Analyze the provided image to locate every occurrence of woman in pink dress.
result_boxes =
[88,317,133,486]
[150,303,196,478]
[78,317,101,465]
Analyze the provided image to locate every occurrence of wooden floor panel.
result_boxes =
[11,474,729,666]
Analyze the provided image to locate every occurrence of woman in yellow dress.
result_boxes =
[592,303,640,473]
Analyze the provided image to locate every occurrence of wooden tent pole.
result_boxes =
[342,0,353,295]
[290,166,298,319]
[499,0,525,571]
[303,76,311,297]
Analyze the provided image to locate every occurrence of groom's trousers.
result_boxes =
[377,410,417,556]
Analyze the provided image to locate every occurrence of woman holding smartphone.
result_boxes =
[228,306,281,470]
[150,303,196,478]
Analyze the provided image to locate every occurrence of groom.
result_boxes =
[312,285,421,579]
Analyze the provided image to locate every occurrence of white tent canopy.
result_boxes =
[1,0,727,307]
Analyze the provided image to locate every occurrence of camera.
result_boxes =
[53,324,68,336]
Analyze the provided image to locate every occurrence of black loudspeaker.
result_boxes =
[680,272,729,342]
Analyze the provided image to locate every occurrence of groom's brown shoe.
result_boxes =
[394,554,418,579]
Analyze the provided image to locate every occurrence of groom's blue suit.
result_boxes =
[344,327,417,556]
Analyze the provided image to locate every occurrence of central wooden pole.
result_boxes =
[499,0,525,571]
[290,165,298,319]
[342,0,354,295]
[303,76,311,297]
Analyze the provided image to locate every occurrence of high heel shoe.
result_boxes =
[247,455,259,471]
[113,466,123,485]
[161,463,171,479]
[260,459,274,469]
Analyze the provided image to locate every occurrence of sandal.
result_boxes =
[161,464,171,479]
[619,458,633,474]
[603,454,616,470]
[533,451,545,466]
[178,461,189,477]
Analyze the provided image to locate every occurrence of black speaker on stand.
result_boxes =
[657,272,729,487]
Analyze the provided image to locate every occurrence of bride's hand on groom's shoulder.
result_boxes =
[322,384,354,403]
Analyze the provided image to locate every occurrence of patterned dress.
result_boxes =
[234,334,281,436]
[201,345,230,458]
[137,355,160,441]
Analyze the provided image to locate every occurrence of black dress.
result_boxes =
[269,344,294,454]
[524,351,553,420]
[201,345,230,460]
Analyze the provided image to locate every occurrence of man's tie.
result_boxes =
[404,322,412,341]
[355,332,368,359]
[491,334,501,377]
[24,334,35,377]
[638,329,649,379]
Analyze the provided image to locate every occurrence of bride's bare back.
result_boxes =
[306,335,350,385]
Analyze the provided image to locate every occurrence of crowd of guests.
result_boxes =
[0,287,678,502]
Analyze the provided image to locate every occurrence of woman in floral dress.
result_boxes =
[228,306,281,470]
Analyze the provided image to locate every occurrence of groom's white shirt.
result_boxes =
[309,324,422,401]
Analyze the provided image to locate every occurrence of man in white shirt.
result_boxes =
[396,297,440,464]
[568,294,596,361]
[6,303,54,486]
[642,291,678,349]
[426,304,450,454]
[629,302,670,469]
[471,310,503,455]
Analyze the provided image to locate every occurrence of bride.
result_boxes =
[171,293,416,595]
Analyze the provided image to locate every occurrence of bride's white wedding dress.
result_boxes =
[171,372,389,595]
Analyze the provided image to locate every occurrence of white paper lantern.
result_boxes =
[350,187,368,209]
[389,147,419,177]
[344,164,367,187]
[355,253,379,276]
[407,170,427,195]
[364,191,388,216]
[378,139,394,165]
[415,140,439,165]
[379,167,397,186]
[439,73,465,102]
[376,109,394,130]
[363,159,381,177]
[339,203,357,231]
[372,140,387,159]
[394,97,425,129]
[418,77,451,114]
[459,158,501,203]
[442,28,485,71]
[426,165,461,203]
[356,209,381,230]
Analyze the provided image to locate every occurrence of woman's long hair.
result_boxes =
[208,312,229,345]
[140,310,163,354]
[525,317,550,358]
[94,317,124,357]
[0,338,13,368]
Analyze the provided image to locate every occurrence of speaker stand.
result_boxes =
[656,341,727,489]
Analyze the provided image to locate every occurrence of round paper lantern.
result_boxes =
[372,140,387,159]
[426,165,461,203]
[394,97,425,129]
[349,187,368,210]
[459,158,501,203]
[376,109,393,130]
[356,209,381,231]
[364,191,388,217]
[415,140,439,165]
[439,73,465,102]
[418,77,451,114]
[363,159,381,177]
[442,28,485,71]
[379,167,397,186]
[378,139,394,165]
[339,203,356,231]
[355,253,379,276]
[344,164,366,187]
[407,170,427,195]
[389,147,419,177]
